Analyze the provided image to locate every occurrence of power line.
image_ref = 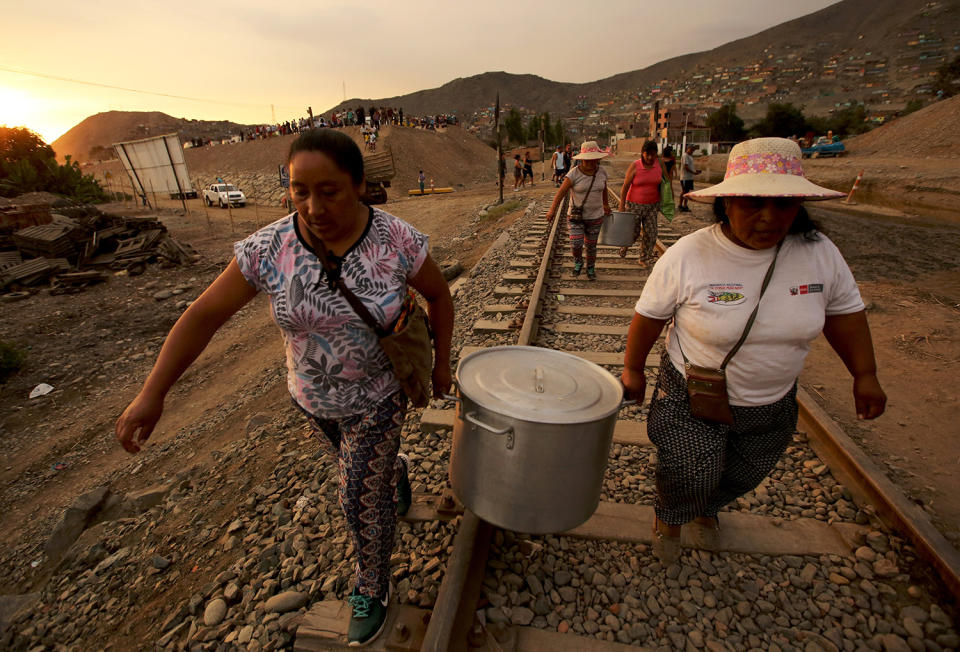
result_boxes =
[0,65,302,113]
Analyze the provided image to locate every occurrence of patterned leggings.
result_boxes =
[299,391,407,597]
[647,353,798,526]
[568,216,604,267]
[625,201,659,264]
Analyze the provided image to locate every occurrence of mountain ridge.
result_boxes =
[51,0,959,161]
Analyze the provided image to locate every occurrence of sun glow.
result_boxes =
[0,85,64,144]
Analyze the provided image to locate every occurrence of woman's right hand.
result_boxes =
[116,391,164,454]
[620,367,646,404]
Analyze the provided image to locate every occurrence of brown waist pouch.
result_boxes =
[684,363,734,425]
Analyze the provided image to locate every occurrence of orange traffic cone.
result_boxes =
[844,170,864,204]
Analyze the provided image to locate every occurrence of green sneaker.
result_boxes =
[347,585,390,647]
[396,453,412,517]
[586,266,596,280]
[572,260,583,276]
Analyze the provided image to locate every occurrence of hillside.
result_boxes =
[50,0,960,163]
[90,125,497,206]
[325,0,960,120]
[51,111,250,163]
[845,94,960,157]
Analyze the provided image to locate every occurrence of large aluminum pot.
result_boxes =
[598,211,637,247]
[448,346,630,534]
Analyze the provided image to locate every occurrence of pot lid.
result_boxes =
[456,346,624,423]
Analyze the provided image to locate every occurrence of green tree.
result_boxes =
[933,55,960,98]
[542,113,553,145]
[552,120,567,147]
[527,115,542,142]
[902,99,926,116]
[504,108,525,145]
[0,126,107,201]
[706,104,746,142]
[0,127,54,184]
[828,103,871,136]
[751,103,808,138]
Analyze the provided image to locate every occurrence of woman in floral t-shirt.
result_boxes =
[116,129,453,646]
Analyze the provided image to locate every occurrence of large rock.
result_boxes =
[44,485,111,562]
[0,593,41,632]
[264,591,308,613]
[204,598,227,626]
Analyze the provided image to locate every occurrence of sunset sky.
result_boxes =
[0,0,839,145]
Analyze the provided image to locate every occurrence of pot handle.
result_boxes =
[464,411,513,435]
[465,411,515,450]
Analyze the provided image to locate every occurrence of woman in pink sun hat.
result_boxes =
[622,137,886,565]
[546,141,612,280]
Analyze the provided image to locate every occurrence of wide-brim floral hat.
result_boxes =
[686,137,845,202]
[572,141,610,160]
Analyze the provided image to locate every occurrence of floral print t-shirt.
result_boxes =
[234,207,429,418]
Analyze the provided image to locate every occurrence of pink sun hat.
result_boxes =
[686,137,845,203]
[572,141,610,160]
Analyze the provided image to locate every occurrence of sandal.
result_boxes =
[617,246,628,258]
[689,515,720,550]
[652,518,681,565]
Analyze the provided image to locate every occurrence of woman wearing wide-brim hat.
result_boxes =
[621,137,886,565]
[546,141,612,280]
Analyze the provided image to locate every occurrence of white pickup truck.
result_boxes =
[203,183,246,208]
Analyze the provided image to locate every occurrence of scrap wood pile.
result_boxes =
[0,199,197,297]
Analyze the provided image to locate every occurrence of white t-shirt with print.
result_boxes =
[566,165,608,221]
[635,223,864,406]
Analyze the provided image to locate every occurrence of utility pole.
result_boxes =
[681,111,689,155]
[539,118,545,181]
[495,92,503,205]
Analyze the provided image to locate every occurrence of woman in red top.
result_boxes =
[618,140,663,267]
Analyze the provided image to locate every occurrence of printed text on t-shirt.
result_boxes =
[707,283,746,305]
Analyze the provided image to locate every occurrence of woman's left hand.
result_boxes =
[432,364,453,398]
[853,373,886,420]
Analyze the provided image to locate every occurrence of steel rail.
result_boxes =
[797,388,960,602]
[421,198,565,651]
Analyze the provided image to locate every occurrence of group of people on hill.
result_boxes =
[116,129,886,646]
[222,107,460,147]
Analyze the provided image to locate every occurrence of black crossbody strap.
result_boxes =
[676,240,782,369]
[315,243,389,338]
[571,170,597,211]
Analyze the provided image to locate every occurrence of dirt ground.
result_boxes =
[1,150,959,636]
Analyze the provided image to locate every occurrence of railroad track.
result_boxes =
[295,196,960,651]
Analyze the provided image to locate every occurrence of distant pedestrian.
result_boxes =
[678,144,701,212]
[545,141,611,281]
[418,170,425,195]
[523,152,534,187]
[513,154,523,191]
[550,146,564,186]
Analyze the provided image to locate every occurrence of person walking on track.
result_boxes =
[622,137,886,565]
[116,129,454,646]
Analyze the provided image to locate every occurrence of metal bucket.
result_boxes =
[598,211,637,247]
[448,346,631,534]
